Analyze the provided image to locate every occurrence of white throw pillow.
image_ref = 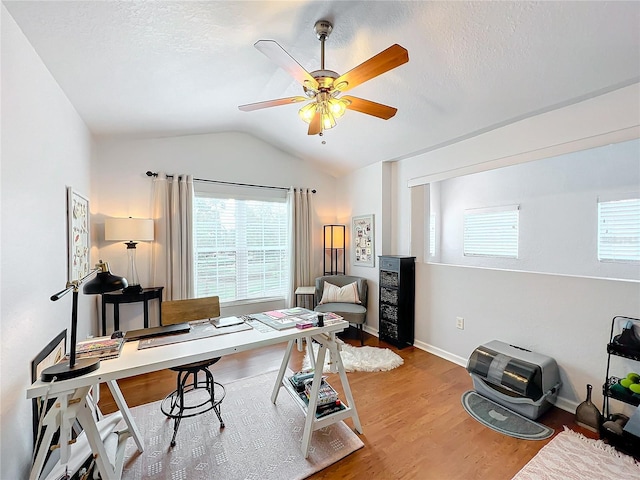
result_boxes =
[319,281,361,305]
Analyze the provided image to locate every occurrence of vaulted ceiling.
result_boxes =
[4,1,639,177]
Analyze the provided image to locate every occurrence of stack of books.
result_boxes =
[74,336,125,360]
[289,370,346,418]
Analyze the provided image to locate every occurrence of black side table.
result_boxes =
[101,286,164,335]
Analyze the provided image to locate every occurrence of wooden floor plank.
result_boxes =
[98,332,594,479]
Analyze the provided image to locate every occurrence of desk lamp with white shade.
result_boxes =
[105,217,154,294]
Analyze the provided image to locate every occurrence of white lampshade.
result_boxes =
[105,217,154,242]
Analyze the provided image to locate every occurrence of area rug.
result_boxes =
[513,427,639,479]
[461,391,553,440]
[302,339,404,373]
[120,370,364,479]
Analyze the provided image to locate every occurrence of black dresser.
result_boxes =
[378,255,415,349]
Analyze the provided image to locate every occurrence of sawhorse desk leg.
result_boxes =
[270,333,362,458]
[30,383,144,480]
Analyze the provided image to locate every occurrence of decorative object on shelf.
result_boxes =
[67,187,90,282]
[575,384,601,433]
[41,261,127,382]
[352,214,374,267]
[105,217,154,294]
[323,224,345,275]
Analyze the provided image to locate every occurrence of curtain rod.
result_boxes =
[146,171,316,193]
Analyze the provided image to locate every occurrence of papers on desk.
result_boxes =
[247,309,344,331]
[212,316,244,328]
[138,321,252,349]
[252,312,299,330]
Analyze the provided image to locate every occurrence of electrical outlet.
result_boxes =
[456,317,464,330]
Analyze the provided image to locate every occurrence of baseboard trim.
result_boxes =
[412,339,468,367]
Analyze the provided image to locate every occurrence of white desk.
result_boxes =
[27,319,362,480]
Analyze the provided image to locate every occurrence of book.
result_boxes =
[315,399,345,418]
[288,374,345,417]
[76,336,123,354]
[280,307,308,316]
[304,378,339,406]
[72,336,125,360]
[289,370,317,391]
[73,347,123,361]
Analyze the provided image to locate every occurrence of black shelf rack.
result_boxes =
[601,315,640,458]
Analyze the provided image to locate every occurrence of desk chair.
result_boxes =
[160,296,225,447]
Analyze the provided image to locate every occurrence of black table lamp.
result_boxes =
[41,261,127,382]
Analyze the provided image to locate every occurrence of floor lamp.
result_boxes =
[105,217,154,294]
[41,261,127,382]
[324,225,345,275]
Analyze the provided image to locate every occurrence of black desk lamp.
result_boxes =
[41,261,127,382]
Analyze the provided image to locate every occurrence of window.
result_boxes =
[598,197,640,263]
[429,213,436,257]
[194,192,289,303]
[463,205,519,258]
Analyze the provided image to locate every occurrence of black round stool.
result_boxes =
[161,357,225,447]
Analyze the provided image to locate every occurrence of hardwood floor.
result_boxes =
[99,330,594,480]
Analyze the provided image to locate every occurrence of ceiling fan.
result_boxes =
[238,20,409,136]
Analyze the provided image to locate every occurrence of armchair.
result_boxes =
[314,275,368,345]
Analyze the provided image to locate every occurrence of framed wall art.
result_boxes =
[31,329,66,441]
[352,214,375,267]
[67,187,90,282]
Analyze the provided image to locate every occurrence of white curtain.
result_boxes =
[287,188,314,308]
[151,173,194,300]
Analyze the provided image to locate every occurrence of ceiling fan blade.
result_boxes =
[342,96,398,120]
[255,40,320,91]
[238,96,307,112]
[308,110,322,135]
[333,44,409,93]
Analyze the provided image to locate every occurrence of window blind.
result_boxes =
[194,192,289,303]
[598,198,640,263]
[463,205,519,258]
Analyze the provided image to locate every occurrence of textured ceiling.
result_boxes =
[4,1,640,177]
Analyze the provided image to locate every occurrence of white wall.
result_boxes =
[1,6,95,478]
[93,132,338,330]
[390,83,640,411]
[335,162,392,334]
[435,139,640,280]
[418,263,640,412]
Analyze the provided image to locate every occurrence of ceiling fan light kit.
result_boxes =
[238,20,409,136]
